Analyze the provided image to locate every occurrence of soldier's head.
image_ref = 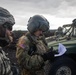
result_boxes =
[72,19,76,26]
[27,15,49,36]
[0,7,15,46]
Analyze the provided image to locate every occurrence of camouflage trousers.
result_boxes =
[21,68,45,75]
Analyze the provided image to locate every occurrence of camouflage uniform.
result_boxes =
[0,7,15,75]
[16,32,49,75]
[0,47,13,75]
[16,15,54,75]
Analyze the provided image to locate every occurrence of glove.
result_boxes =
[41,47,55,61]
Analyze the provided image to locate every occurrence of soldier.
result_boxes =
[0,7,15,75]
[16,15,55,75]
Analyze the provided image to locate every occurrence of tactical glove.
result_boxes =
[41,47,55,61]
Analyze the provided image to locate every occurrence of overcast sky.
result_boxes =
[0,0,76,31]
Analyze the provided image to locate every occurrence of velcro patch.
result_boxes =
[18,44,26,49]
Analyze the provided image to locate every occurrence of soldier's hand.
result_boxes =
[41,47,55,61]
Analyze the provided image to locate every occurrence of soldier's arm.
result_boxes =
[0,55,5,75]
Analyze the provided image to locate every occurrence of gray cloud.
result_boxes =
[0,0,76,30]
[65,0,76,6]
[1,0,76,17]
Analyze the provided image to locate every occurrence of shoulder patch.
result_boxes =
[17,36,26,49]
[18,44,26,49]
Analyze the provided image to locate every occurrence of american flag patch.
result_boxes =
[18,44,26,49]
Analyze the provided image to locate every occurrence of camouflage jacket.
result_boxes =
[0,47,13,75]
[16,32,49,71]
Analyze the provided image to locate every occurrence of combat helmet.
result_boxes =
[27,15,49,33]
[72,19,76,26]
[0,7,15,30]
